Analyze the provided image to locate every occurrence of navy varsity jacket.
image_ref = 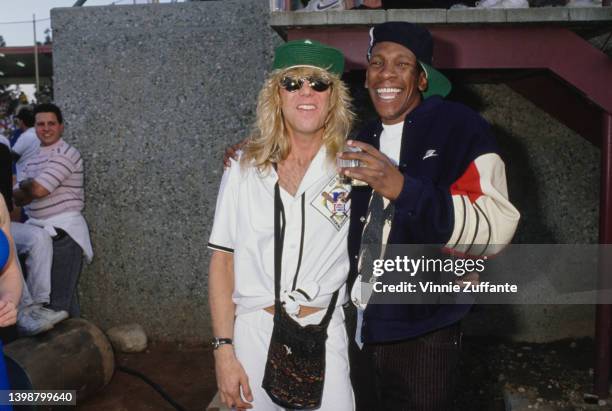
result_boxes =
[348,96,520,344]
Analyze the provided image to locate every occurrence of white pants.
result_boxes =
[10,222,53,308]
[234,306,354,411]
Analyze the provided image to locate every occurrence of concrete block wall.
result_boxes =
[52,0,282,341]
[461,83,599,342]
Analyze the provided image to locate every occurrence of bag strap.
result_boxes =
[274,182,286,310]
[274,180,339,323]
[291,193,306,291]
[320,289,339,326]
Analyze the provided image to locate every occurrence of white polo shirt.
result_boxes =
[12,127,39,182]
[208,147,350,316]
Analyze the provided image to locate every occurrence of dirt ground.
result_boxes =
[455,337,607,411]
[73,336,606,411]
[76,341,217,411]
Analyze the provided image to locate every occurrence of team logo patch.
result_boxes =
[311,176,351,230]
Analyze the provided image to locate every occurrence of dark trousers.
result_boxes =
[48,230,83,317]
[350,322,462,411]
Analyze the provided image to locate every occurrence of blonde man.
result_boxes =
[208,40,355,410]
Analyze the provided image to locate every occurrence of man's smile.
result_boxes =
[375,87,403,101]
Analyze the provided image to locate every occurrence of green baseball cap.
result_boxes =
[273,39,345,76]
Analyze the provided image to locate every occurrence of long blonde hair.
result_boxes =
[241,66,354,170]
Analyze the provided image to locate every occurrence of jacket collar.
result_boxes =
[360,96,444,170]
[365,95,444,142]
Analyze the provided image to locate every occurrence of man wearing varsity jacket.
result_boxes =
[337,22,520,410]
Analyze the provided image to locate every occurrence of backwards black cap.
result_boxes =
[367,22,451,99]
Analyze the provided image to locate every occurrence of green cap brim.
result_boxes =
[420,62,452,99]
[273,39,345,76]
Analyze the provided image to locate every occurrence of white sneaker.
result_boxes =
[302,0,345,11]
[34,306,69,325]
[17,306,68,337]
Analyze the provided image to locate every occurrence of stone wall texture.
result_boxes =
[458,83,599,342]
[51,0,282,342]
[52,1,600,342]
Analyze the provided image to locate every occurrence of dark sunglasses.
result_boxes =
[280,76,331,93]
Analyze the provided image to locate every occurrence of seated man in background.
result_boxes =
[4,107,59,337]
[13,103,93,324]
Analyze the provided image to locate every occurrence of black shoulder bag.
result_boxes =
[262,182,339,410]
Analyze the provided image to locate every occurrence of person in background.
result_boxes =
[0,198,21,327]
[0,142,10,213]
[0,195,23,407]
[11,108,39,184]
[13,103,93,329]
[7,106,63,336]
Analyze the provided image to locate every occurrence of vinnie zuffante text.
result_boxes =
[370,256,518,294]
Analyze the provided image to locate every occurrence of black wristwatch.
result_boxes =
[211,337,233,350]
